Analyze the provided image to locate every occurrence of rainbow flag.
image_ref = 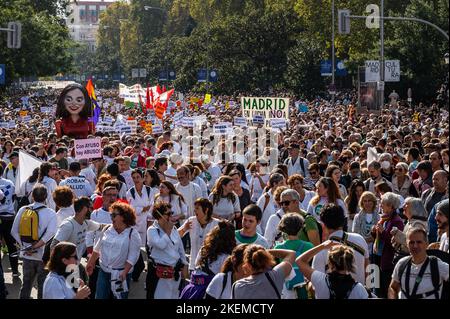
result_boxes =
[86,78,100,126]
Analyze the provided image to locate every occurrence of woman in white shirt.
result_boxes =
[53,186,75,227]
[352,191,380,256]
[189,165,209,199]
[287,174,316,211]
[178,198,220,271]
[43,242,91,299]
[296,241,369,299]
[126,169,154,247]
[36,162,59,211]
[307,177,348,221]
[325,165,348,199]
[205,244,248,299]
[86,202,141,299]
[154,181,188,227]
[180,220,236,299]
[146,202,188,299]
[209,176,241,221]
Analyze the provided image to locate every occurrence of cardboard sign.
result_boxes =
[252,115,265,125]
[42,119,49,127]
[74,138,102,160]
[173,111,184,123]
[103,116,113,125]
[213,123,233,135]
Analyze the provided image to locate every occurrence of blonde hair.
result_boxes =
[358,191,378,212]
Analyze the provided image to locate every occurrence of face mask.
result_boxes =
[381,161,391,170]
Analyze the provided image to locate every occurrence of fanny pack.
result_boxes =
[155,264,175,279]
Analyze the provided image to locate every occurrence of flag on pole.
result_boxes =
[158,89,175,108]
[138,92,146,114]
[156,84,162,95]
[146,86,152,110]
[86,78,100,126]
[15,150,43,196]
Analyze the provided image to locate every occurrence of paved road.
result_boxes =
[1,254,148,299]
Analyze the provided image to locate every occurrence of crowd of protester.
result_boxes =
[0,85,448,300]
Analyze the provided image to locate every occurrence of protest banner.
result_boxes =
[74,138,102,160]
[241,97,289,127]
[270,118,287,129]
[152,124,163,135]
[252,115,265,125]
[234,117,248,127]
[213,123,233,135]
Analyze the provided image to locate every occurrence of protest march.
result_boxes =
[0,0,448,308]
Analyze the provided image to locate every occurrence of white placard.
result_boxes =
[74,138,102,160]
[234,117,248,127]
[365,60,400,82]
[270,118,287,129]
[152,125,163,135]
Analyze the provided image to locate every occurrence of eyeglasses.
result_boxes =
[280,200,294,207]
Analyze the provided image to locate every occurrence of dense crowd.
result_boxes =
[0,84,448,300]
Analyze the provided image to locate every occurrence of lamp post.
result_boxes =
[144,6,169,84]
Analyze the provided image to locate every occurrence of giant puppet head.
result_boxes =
[55,83,94,139]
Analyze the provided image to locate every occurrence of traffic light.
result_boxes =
[338,10,350,34]
[7,21,22,49]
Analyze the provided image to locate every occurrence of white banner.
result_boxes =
[270,118,287,129]
[365,60,400,82]
[234,117,248,127]
[16,151,43,196]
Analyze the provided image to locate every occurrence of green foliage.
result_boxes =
[0,0,74,84]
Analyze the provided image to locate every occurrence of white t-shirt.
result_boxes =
[392,256,449,299]
[310,270,369,299]
[299,190,316,211]
[195,253,229,275]
[307,198,348,220]
[264,209,285,248]
[440,232,449,253]
[43,272,76,299]
[165,166,178,184]
[54,217,101,258]
[80,167,97,190]
[312,230,369,284]
[56,206,75,227]
[59,176,93,198]
[209,193,240,220]
[175,182,203,218]
[249,174,270,202]
[206,272,233,299]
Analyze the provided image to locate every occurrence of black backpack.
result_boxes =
[130,186,151,200]
[398,256,441,299]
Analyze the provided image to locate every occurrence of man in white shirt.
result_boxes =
[51,197,104,259]
[175,166,203,218]
[389,228,449,299]
[11,184,57,299]
[200,155,221,192]
[312,203,369,285]
[284,143,310,178]
[59,162,93,198]
[116,156,134,189]
[165,153,183,184]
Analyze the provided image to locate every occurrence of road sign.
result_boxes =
[7,21,22,49]
[197,69,207,82]
[139,68,147,78]
[0,64,5,85]
[159,70,168,81]
[338,10,351,34]
[131,68,139,78]
[168,70,176,81]
[209,70,218,82]
[320,60,332,76]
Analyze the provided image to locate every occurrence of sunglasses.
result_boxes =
[280,200,294,207]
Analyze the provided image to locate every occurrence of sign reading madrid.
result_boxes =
[241,97,289,126]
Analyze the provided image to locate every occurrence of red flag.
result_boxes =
[158,89,175,109]
[146,86,151,110]
[156,84,162,95]
[162,85,167,93]
[149,88,154,109]
[138,92,146,114]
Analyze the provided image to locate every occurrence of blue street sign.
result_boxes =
[320,60,332,76]
[336,60,347,77]
[159,70,168,81]
[197,69,207,82]
[0,64,5,85]
[168,70,176,81]
[197,69,218,82]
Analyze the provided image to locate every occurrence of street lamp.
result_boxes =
[144,6,169,83]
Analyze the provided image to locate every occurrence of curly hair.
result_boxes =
[211,176,236,205]
[327,244,355,273]
[53,186,74,208]
[109,202,136,227]
[197,220,236,268]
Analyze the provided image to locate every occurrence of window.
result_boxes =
[79,6,86,21]
[89,5,98,23]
